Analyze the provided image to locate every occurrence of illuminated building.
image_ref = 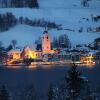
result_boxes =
[42,30,54,54]
[7,30,55,64]
[42,30,51,54]
[8,49,21,60]
[80,52,95,64]
[21,46,42,59]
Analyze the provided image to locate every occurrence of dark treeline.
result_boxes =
[0,12,61,32]
[52,34,71,49]
[18,17,60,29]
[81,0,90,7]
[0,0,39,8]
[0,12,17,32]
[0,84,36,100]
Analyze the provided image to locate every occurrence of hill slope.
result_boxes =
[0,24,99,47]
[38,0,100,9]
[0,0,100,47]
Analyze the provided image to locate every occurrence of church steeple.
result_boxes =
[42,29,51,54]
[43,26,48,34]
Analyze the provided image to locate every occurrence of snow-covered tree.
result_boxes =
[81,0,90,7]
[0,46,7,63]
[0,0,39,8]
[48,84,59,100]
[20,84,36,100]
[58,34,71,49]
[0,85,11,100]
[53,36,59,49]
[59,83,68,100]
[65,63,90,100]
[47,63,98,100]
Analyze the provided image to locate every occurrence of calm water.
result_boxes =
[0,64,100,99]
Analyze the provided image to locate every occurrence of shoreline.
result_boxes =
[0,61,96,69]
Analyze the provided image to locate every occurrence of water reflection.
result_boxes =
[77,63,95,68]
[6,65,23,69]
[5,63,96,70]
[26,65,37,70]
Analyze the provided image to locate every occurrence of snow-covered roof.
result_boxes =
[8,49,22,54]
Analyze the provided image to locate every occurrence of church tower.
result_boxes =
[42,30,51,54]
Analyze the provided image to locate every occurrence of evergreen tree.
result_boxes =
[81,0,90,7]
[53,36,59,49]
[6,45,13,51]
[28,0,39,8]
[58,34,71,48]
[0,0,39,8]
[0,85,10,100]
[0,41,3,47]
[0,46,7,63]
[65,63,89,100]
[59,83,68,100]
[35,36,42,51]
[47,64,98,100]
[11,40,17,49]
[48,84,58,100]
[20,84,36,100]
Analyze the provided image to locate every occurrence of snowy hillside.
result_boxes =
[0,24,99,47]
[0,0,100,47]
[38,0,100,9]
[0,8,100,26]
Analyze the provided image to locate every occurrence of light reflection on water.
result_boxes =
[77,64,95,68]
[5,63,96,70]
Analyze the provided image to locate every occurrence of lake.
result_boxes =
[0,64,100,99]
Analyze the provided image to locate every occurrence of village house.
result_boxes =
[80,52,95,64]
[8,49,22,60]
[58,49,80,62]
[7,49,22,64]
[21,46,42,60]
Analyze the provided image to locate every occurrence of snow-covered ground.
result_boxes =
[0,0,100,47]
[0,8,100,26]
[38,0,100,9]
[0,24,99,47]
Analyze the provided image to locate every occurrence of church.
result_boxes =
[42,30,54,54]
[7,30,54,62]
[22,30,54,59]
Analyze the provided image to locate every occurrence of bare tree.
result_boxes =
[11,40,17,49]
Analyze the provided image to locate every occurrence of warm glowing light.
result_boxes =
[80,53,95,66]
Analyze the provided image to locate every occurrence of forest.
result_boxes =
[0,0,39,8]
[0,12,61,32]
